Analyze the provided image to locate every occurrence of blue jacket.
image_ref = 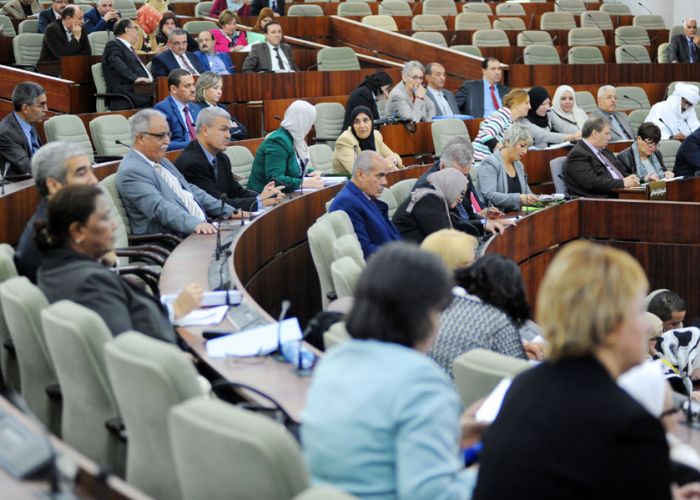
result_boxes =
[674,127,700,177]
[153,96,200,151]
[330,181,401,258]
[150,49,205,78]
[194,51,235,74]
[84,7,116,33]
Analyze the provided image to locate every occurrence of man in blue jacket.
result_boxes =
[330,150,401,257]
[84,0,120,33]
[154,69,200,151]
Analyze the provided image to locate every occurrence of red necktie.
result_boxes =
[470,192,481,213]
[183,105,196,140]
[490,85,500,110]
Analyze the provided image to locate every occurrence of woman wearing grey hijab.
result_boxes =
[392,169,468,244]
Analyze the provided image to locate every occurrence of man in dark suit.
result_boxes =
[669,18,700,63]
[455,57,509,118]
[153,69,200,151]
[194,30,235,75]
[84,0,120,33]
[37,0,65,33]
[0,81,46,178]
[564,116,639,197]
[101,18,153,110]
[250,0,284,17]
[174,106,284,210]
[590,85,634,142]
[151,28,204,78]
[38,5,91,66]
[425,62,460,117]
[673,127,700,177]
[241,21,298,73]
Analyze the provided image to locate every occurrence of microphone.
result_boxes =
[274,114,283,122]
[247,193,278,221]
[528,12,535,30]
[512,53,525,64]
[637,2,654,15]
[296,317,319,374]
[669,342,696,425]
[306,62,320,71]
[215,194,228,260]
[622,94,644,109]
[448,32,458,46]
[1,162,10,196]
[550,34,559,45]
[621,47,642,64]
[275,300,291,356]
[658,117,674,137]
[115,139,132,148]
[370,49,393,67]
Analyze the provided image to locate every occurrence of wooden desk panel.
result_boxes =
[0,66,92,114]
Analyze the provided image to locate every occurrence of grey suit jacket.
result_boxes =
[116,150,235,237]
[590,108,634,142]
[669,34,700,63]
[476,150,532,212]
[426,87,460,116]
[1,0,41,19]
[0,112,36,177]
[241,42,298,72]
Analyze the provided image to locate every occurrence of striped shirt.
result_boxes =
[473,107,513,164]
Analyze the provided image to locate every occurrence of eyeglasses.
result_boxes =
[409,74,423,81]
[142,131,171,140]
[642,139,658,149]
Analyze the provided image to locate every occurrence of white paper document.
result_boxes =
[176,306,229,327]
[475,378,512,424]
[206,317,303,357]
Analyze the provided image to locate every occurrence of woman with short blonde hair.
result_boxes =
[211,9,247,52]
[473,89,531,164]
[420,229,478,271]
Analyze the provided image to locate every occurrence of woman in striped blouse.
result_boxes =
[473,89,531,165]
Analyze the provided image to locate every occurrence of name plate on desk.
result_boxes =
[648,180,667,200]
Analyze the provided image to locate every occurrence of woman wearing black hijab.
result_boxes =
[516,87,581,148]
[332,106,403,175]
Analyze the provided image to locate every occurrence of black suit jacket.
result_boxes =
[674,127,700,177]
[250,0,285,16]
[38,19,92,65]
[37,7,59,33]
[416,162,484,218]
[455,80,509,118]
[342,86,381,130]
[669,34,700,63]
[174,140,258,210]
[101,39,153,110]
[0,112,38,177]
[241,42,298,73]
[151,49,205,78]
[563,140,631,197]
[474,357,671,500]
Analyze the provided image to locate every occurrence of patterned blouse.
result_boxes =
[473,107,513,164]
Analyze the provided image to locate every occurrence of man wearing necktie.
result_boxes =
[154,69,200,151]
[151,28,205,78]
[455,57,510,118]
[241,20,299,73]
[425,62,460,118]
[669,18,700,63]
[590,85,635,142]
[564,116,640,198]
[0,81,47,177]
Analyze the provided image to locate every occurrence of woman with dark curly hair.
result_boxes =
[342,71,394,130]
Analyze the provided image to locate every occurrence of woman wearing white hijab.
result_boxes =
[645,82,700,140]
[248,100,325,193]
[549,85,589,134]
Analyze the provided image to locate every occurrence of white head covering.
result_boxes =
[280,100,317,165]
[673,82,700,106]
[618,360,666,417]
[551,85,588,129]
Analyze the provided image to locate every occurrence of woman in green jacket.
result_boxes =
[248,100,325,193]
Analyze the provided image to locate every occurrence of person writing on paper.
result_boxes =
[302,243,478,499]
[36,184,203,343]
[517,87,581,148]
[645,82,700,141]
[386,60,436,123]
[247,100,323,193]
[477,124,539,212]
[332,106,403,175]
[549,85,588,134]
[617,123,674,182]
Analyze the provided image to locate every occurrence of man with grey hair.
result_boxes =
[591,85,634,141]
[175,106,284,209]
[0,82,47,177]
[330,150,401,257]
[84,0,119,33]
[15,142,97,282]
[151,28,204,77]
[387,60,436,122]
[117,109,240,237]
[669,18,700,63]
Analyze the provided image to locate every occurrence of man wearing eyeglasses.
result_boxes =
[117,109,241,237]
[0,82,47,178]
[37,0,65,33]
[151,28,204,78]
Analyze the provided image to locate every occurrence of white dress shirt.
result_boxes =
[267,42,292,73]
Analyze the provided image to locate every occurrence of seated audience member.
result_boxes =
[151,28,204,78]
[248,100,323,193]
[302,243,477,499]
[645,312,664,358]
[646,289,687,332]
[455,57,510,118]
[38,5,91,66]
[195,30,235,75]
[473,241,691,499]
[420,228,478,271]
[37,0,65,34]
[330,151,401,257]
[194,72,247,140]
[250,0,283,17]
[655,327,700,399]
[0,82,46,177]
[673,126,700,177]
[591,85,634,141]
[1,0,41,21]
[386,60,436,123]
[135,0,167,47]
[669,18,700,63]
[15,142,97,283]
[36,184,203,342]
[117,109,239,237]
[429,254,536,377]
[617,123,674,182]
[211,10,247,52]
[211,0,252,18]
[241,21,297,73]
[392,168,468,243]
[550,85,588,134]
[477,124,539,212]
[518,87,581,148]
[645,82,700,141]
[174,106,283,209]
[425,62,460,117]
[153,69,200,151]
[101,18,154,111]
[473,89,530,164]
[154,12,199,53]
[342,71,393,130]
[332,106,403,175]
[84,0,120,33]
[563,116,639,197]
[245,7,274,45]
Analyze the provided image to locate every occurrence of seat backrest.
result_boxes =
[0,245,19,392]
[412,14,447,31]
[41,301,125,475]
[615,44,652,64]
[332,234,365,268]
[411,31,447,47]
[44,115,95,162]
[633,14,665,29]
[452,348,531,407]
[288,4,323,15]
[524,44,561,64]
[658,42,671,63]
[378,0,412,16]
[89,115,131,157]
[337,1,372,16]
[377,188,398,217]
[615,86,650,111]
[580,10,613,30]
[12,33,44,66]
[331,256,363,299]
[568,27,605,46]
[91,62,109,112]
[308,144,334,174]
[454,12,491,31]
[574,90,597,113]
[554,0,585,14]
[98,184,130,265]
[495,2,525,15]
[104,331,202,500]
[314,102,345,141]
[361,14,398,31]
[18,18,38,34]
[88,30,110,55]
[389,178,417,207]
[628,109,648,134]
[308,217,340,308]
[658,139,682,170]
[0,277,60,435]
[449,44,482,57]
[422,0,457,16]
[493,17,526,31]
[0,15,16,36]
[472,29,509,47]
[323,322,351,350]
[224,145,255,188]
[113,0,137,18]
[317,46,360,71]
[194,1,213,16]
[615,26,650,46]
[461,2,491,14]
[567,46,604,64]
[669,25,684,41]
[516,30,553,47]
[183,20,217,35]
[431,118,469,155]
[600,2,631,15]
[540,12,576,30]
[550,157,568,194]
